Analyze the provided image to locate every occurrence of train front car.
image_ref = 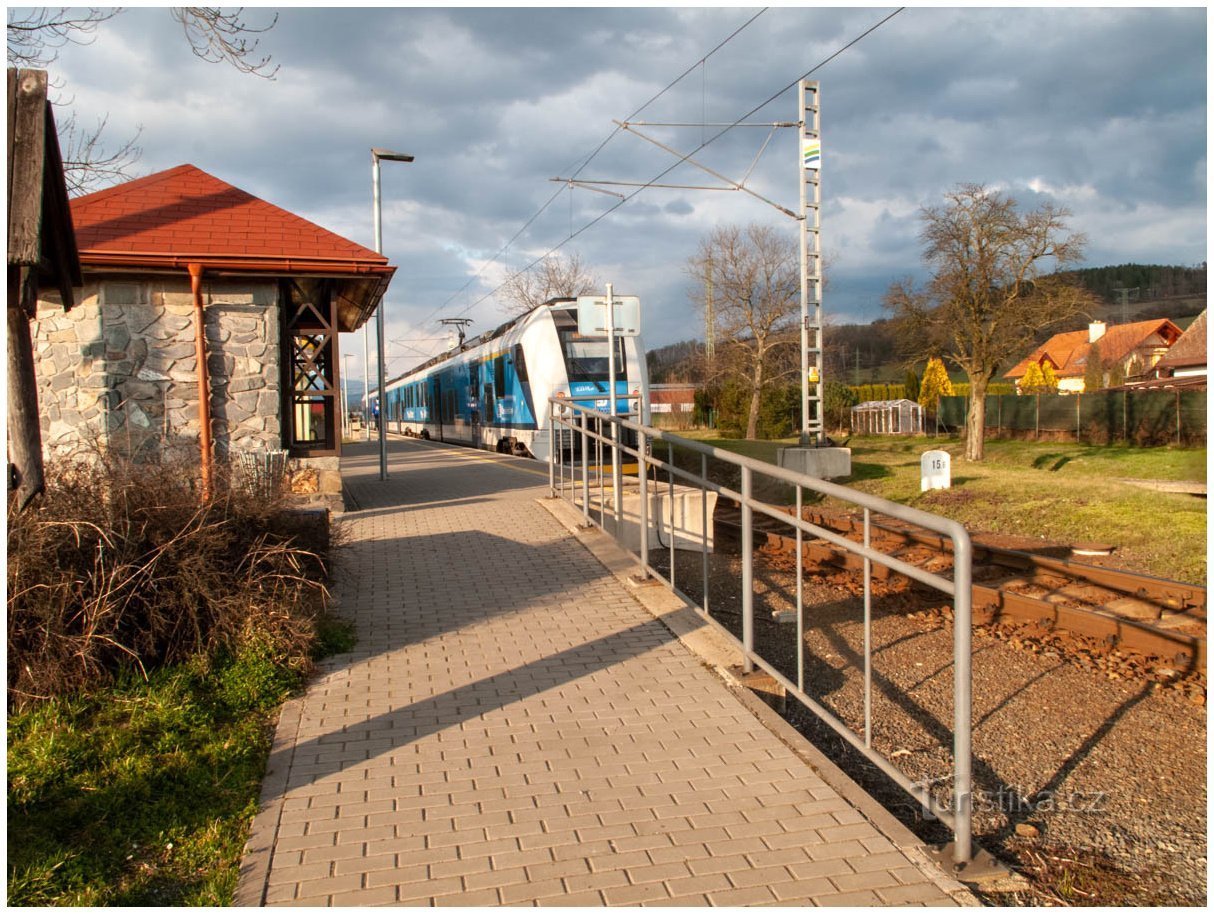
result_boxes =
[525,300,649,464]
[383,297,649,463]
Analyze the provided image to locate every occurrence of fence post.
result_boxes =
[741,465,754,674]
[638,426,649,577]
[548,401,556,497]
[1035,394,1040,440]
[1176,390,1181,445]
[952,527,974,867]
[581,409,590,526]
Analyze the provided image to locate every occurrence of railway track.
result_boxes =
[714,502,1206,676]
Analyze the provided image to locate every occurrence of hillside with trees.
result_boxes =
[1062,263,1206,304]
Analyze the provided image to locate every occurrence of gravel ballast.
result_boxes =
[648,547,1207,906]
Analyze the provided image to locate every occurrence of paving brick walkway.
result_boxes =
[237,437,961,906]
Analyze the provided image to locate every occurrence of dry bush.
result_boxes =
[7,451,330,705]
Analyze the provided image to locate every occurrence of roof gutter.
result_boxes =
[79,250,394,276]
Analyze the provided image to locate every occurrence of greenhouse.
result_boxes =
[851,399,924,435]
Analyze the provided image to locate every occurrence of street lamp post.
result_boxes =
[371,146,414,482]
[342,353,353,439]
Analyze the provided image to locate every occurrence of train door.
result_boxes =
[468,362,481,445]
[433,375,444,441]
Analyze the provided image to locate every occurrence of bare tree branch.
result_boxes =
[170,7,279,79]
[6,7,119,68]
[57,111,143,196]
[500,252,598,316]
[8,6,280,195]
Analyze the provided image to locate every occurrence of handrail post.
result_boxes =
[548,400,556,498]
[741,465,754,673]
[580,408,590,526]
[952,527,974,866]
[637,427,649,577]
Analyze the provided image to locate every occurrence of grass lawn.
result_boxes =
[7,623,355,906]
[673,430,1207,584]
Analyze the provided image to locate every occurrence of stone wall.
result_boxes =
[33,275,346,511]
[33,276,280,461]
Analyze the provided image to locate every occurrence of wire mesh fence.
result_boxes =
[938,390,1206,445]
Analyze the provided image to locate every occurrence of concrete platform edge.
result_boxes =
[538,494,978,906]
[234,690,306,906]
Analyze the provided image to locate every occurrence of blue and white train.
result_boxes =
[380,298,649,461]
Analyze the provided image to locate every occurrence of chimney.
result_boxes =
[1088,321,1107,343]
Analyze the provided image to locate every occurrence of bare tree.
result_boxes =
[688,223,799,439]
[500,252,598,316]
[884,183,1095,460]
[7,7,278,194]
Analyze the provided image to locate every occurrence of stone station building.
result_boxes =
[32,164,395,511]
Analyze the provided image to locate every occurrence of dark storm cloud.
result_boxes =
[33,5,1205,358]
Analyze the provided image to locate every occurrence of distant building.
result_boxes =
[648,384,697,428]
[1004,318,1183,393]
[31,163,395,510]
[1148,310,1206,381]
[1111,310,1208,392]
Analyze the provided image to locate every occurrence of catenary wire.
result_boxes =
[409,8,770,334]
[445,7,905,323]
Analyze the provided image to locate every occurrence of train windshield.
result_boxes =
[558,330,627,381]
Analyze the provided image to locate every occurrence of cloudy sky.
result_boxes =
[22,4,1208,383]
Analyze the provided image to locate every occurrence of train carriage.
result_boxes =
[381,298,649,461]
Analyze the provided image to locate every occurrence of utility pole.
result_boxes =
[1112,286,1138,325]
[799,79,823,445]
[704,250,715,374]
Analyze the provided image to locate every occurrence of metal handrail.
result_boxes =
[548,397,974,866]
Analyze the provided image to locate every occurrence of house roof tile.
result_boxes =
[68,164,393,332]
[1005,318,1183,379]
[71,163,388,267]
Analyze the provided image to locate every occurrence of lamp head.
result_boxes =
[372,147,414,163]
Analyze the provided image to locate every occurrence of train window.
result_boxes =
[558,330,627,381]
[494,355,506,394]
[513,345,529,383]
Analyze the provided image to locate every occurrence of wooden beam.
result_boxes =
[8,275,46,510]
[8,68,48,276]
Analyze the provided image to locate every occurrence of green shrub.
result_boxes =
[213,637,301,715]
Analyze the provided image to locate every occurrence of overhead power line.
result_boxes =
[412,7,770,333]
[447,6,905,321]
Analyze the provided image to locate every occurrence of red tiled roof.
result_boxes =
[1005,318,1183,379]
[68,164,394,331]
[71,163,388,268]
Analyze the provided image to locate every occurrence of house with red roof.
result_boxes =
[31,163,394,509]
[1148,310,1206,382]
[1003,318,1183,393]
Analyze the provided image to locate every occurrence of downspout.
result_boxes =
[189,263,214,500]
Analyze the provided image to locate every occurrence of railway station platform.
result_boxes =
[237,436,971,906]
